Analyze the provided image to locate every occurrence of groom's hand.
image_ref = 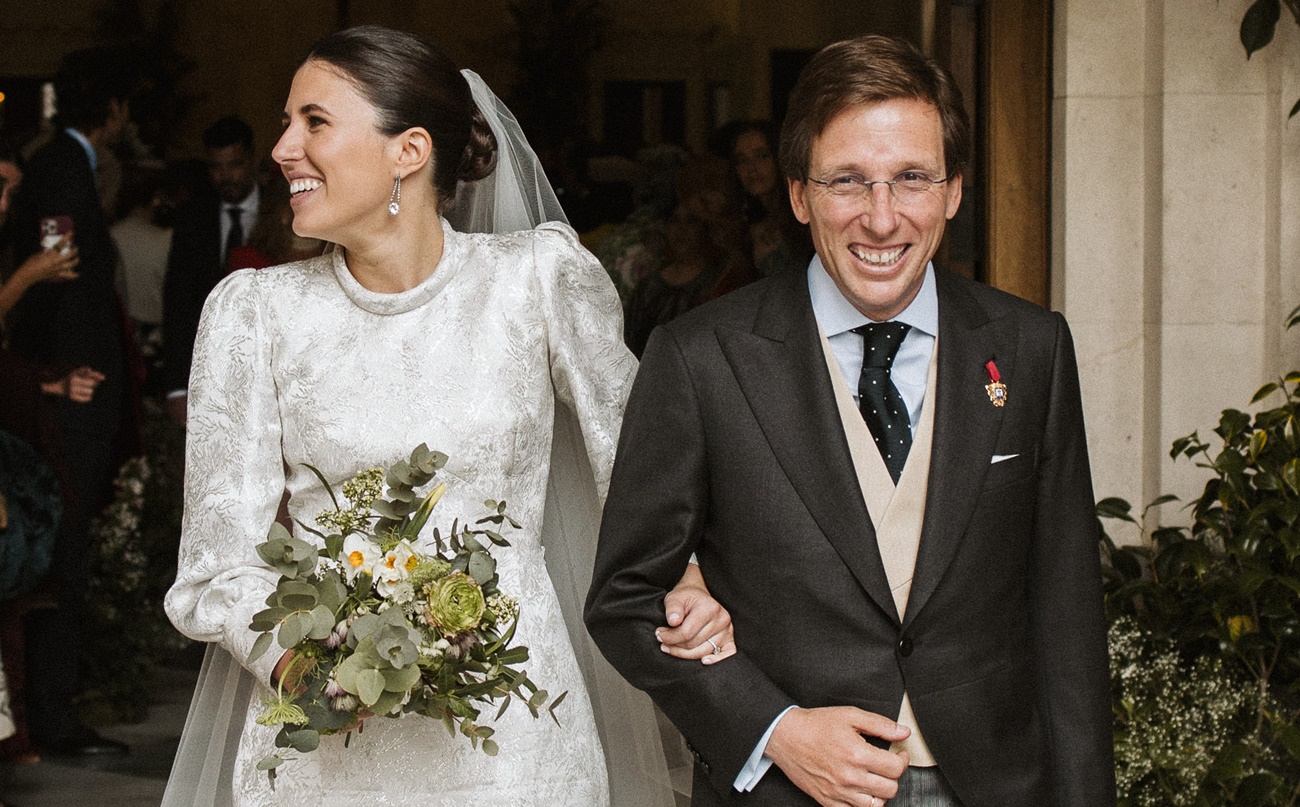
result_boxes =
[765,706,910,807]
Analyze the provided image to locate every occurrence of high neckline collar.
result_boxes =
[331,220,462,315]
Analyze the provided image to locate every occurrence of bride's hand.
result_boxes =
[657,562,736,665]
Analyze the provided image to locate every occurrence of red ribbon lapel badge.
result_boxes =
[984,359,1008,407]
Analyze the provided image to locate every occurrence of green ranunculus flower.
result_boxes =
[424,571,486,636]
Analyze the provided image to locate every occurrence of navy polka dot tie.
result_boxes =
[853,321,912,484]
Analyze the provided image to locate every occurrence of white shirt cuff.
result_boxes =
[166,389,187,400]
[733,705,797,792]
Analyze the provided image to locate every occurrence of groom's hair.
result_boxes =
[778,34,971,182]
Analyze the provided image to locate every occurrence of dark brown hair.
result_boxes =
[302,25,498,208]
[778,35,971,181]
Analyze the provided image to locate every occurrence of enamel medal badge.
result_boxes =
[985,360,1008,407]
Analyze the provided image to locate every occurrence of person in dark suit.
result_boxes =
[586,35,1114,807]
[161,116,260,426]
[5,46,137,757]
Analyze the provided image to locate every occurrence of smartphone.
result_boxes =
[40,215,75,254]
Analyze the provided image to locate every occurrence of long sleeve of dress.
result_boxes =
[532,223,638,500]
[164,269,286,687]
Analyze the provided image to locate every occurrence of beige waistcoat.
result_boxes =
[818,329,939,767]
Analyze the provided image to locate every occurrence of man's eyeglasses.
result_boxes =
[806,171,953,204]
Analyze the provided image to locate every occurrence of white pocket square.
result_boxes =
[990,453,1019,464]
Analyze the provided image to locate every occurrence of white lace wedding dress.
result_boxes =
[164,221,661,806]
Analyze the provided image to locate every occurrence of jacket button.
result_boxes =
[898,636,914,657]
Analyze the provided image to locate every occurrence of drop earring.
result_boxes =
[388,174,401,216]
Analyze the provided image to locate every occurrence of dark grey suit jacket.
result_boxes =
[585,267,1115,806]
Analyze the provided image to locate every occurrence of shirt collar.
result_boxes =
[64,128,97,174]
[807,254,938,338]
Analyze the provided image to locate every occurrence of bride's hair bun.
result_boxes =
[458,108,498,183]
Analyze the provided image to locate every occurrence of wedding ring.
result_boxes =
[706,638,721,655]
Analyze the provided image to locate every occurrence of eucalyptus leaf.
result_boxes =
[334,650,368,694]
[278,580,319,611]
[249,631,274,664]
[287,728,321,753]
[382,663,421,693]
[389,486,416,503]
[256,755,285,771]
[348,613,381,646]
[250,606,290,632]
[373,499,412,520]
[356,669,385,706]
[370,688,405,716]
[308,605,336,640]
[468,551,496,584]
[314,573,346,612]
[387,459,413,487]
[278,612,307,649]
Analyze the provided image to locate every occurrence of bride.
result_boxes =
[163,25,732,807]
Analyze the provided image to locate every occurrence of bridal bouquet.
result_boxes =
[248,444,564,785]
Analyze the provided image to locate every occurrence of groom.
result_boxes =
[585,34,1114,807]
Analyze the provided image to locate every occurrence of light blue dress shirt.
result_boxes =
[732,258,939,792]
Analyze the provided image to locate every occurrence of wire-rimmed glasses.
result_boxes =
[806,170,953,205]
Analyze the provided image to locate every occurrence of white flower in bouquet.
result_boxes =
[340,534,378,583]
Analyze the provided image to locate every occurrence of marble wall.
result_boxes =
[1055,0,1300,534]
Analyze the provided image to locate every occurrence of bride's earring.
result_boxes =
[388,174,402,216]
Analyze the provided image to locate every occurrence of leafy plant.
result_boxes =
[1099,304,1300,805]
[1238,0,1300,119]
[82,399,193,724]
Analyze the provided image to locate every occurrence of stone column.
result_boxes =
[1054,0,1297,520]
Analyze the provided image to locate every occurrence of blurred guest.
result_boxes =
[1,142,81,313]
[623,156,753,357]
[161,116,261,427]
[724,120,813,277]
[593,144,688,300]
[225,176,323,270]
[111,164,171,345]
[4,45,137,758]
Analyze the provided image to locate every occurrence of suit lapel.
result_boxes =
[904,270,1020,625]
[716,271,899,622]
